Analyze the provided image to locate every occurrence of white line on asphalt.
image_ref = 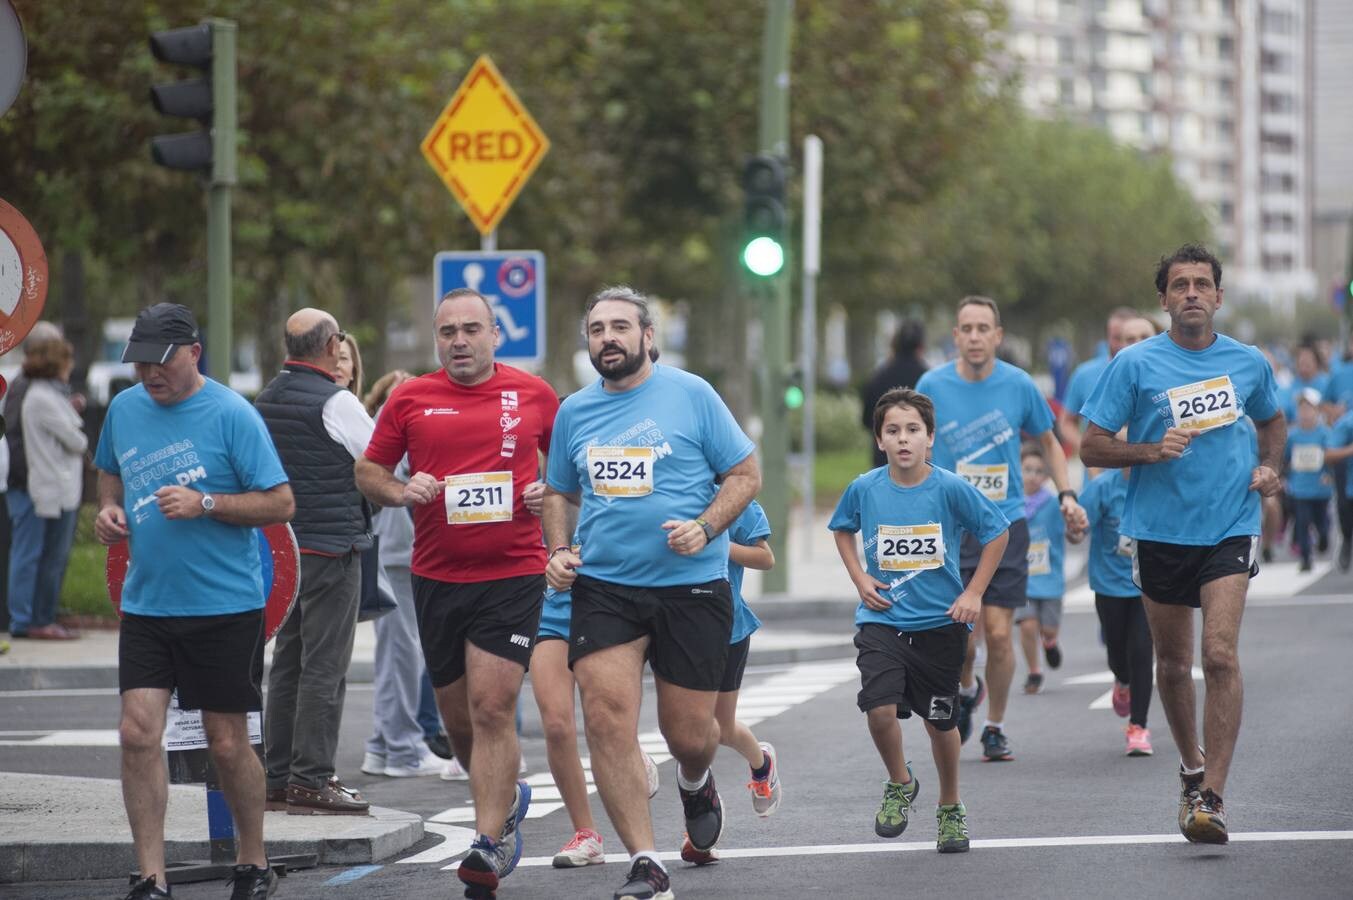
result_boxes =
[1066,667,1202,686]
[0,729,119,746]
[437,830,1353,869]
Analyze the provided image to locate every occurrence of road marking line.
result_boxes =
[438,829,1353,869]
[324,865,382,884]
[397,823,477,864]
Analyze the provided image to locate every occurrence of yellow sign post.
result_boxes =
[420,56,550,236]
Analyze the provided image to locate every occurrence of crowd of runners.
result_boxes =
[103,241,1353,900]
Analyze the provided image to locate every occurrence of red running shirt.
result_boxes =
[364,364,559,583]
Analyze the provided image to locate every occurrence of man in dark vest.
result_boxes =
[255,308,375,815]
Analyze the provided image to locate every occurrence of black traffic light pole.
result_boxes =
[149,19,235,385]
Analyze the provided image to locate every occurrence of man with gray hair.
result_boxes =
[543,286,761,900]
[255,308,376,815]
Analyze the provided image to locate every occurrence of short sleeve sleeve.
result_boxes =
[545,403,580,494]
[1082,353,1133,433]
[228,402,289,491]
[1245,349,1281,423]
[954,476,1010,545]
[364,382,411,467]
[828,479,862,533]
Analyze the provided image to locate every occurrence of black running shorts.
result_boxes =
[568,574,733,692]
[960,517,1030,609]
[1133,536,1259,609]
[854,622,967,730]
[118,610,265,713]
[719,637,751,694]
[413,573,545,687]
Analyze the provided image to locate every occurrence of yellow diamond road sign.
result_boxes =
[421,56,550,236]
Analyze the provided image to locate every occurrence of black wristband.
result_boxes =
[549,545,571,558]
[695,517,718,543]
[1058,490,1078,504]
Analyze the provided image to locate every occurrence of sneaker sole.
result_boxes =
[617,891,675,900]
[552,852,604,868]
[1184,815,1228,845]
[981,753,1014,762]
[874,820,908,838]
[681,844,721,866]
[937,840,970,853]
[1127,747,1153,757]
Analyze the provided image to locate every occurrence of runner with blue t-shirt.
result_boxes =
[832,388,1008,853]
[1323,408,1353,572]
[1081,464,1155,757]
[1285,390,1333,572]
[1080,244,1285,846]
[1014,443,1070,696]
[916,295,1087,761]
[681,498,781,866]
[93,304,294,900]
[1058,307,1139,459]
[542,286,760,900]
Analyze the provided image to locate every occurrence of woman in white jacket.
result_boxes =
[12,339,86,640]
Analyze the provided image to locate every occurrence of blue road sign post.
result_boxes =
[433,251,546,366]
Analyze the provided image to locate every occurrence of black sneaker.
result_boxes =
[614,856,674,900]
[124,876,171,899]
[1340,540,1352,573]
[980,725,1013,761]
[1317,533,1330,555]
[1043,642,1062,669]
[227,864,278,900]
[678,771,724,852]
[425,730,453,760]
[956,675,986,744]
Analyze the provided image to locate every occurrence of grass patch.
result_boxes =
[61,504,116,620]
[814,448,874,509]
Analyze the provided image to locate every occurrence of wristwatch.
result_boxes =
[1058,490,1078,504]
[200,492,216,515]
[695,517,718,544]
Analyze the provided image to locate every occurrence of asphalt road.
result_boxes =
[3,567,1351,899]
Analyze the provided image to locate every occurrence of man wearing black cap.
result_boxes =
[254,308,377,816]
[93,303,295,899]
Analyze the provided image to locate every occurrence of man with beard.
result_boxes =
[355,288,558,898]
[543,286,760,900]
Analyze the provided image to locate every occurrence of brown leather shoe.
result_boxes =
[264,788,288,812]
[286,777,370,816]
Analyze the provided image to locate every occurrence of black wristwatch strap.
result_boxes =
[1058,490,1078,503]
[696,517,718,543]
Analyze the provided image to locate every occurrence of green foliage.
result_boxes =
[789,390,871,454]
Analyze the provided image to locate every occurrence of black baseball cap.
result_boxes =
[121,303,201,364]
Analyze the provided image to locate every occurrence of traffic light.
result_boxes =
[783,366,804,410]
[148,20,235,183]
[741,154,786,277]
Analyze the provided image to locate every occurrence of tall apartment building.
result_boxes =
[1312,0,1353,306]
[1006,0,1317,307]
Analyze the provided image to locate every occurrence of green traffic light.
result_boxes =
[743,236,785,277]
[784,385,804,409]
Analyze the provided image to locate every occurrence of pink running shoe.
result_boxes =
[1111,682,1131,718]
[1125,724,1153,757]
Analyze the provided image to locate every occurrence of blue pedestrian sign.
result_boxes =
[433,251,546,365]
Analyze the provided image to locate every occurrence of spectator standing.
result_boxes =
[860,319,928,468]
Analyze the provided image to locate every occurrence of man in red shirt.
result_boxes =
[356,288,558,896]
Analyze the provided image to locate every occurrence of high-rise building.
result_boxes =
[1312,0,1353,313]
[1006,0,1318,307]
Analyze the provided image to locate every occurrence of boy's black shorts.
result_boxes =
[119,610,265,713]
[854,622,968,730]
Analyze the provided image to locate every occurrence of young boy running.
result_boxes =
[830,388,1009,852]
[681,498,782,865]
[1285,389,1333,572]
[1015,443,1068,694]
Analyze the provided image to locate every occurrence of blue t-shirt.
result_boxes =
[1080,332,1280,545]
[1063,356,1110,426]
[546,365,756,588]
[1279,374,1329,421]
[538,587,571,640]
[916,360,1056,523]
[728,500,770,644]
[1079,469,1137,598]
[1330,413,1353,498]
[1323,362,1353,412]
[93,379,289,616]
[829,465,1009,633]
[1285,426,1333,501]
[1023,488,1065,600]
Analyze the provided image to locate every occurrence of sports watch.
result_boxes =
[200,492,216,515]
[695,517,717,544]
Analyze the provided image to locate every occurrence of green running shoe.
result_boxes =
[937,801,970,853]
[874,763,919,838]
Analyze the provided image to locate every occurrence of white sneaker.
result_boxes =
[385,747,443,778]
[440,757,470,781]
[360,752,386,776]
[644,752,660,799]
[551,828,605,868]
[748,741,782,817]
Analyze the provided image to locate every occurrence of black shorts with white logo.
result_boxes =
[119,610,265,713]
[569,574,733,693]
[720,637,751,694]
[960,517,1030,609]
[854,622,968,731]
[1133,536,1259,609]
[413,573,545,687]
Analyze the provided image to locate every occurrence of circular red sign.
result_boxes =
[0,197,48,356]
[106,523,300,640]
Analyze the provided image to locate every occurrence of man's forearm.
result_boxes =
[1040,429,1073,493]
[97,471,124,509]
[210,484,294,527]
[1080,430,1159,468]
[703,455,762,532]
[1255,415,1286,471]
[355,457,406,507]
[542,491,573,549]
